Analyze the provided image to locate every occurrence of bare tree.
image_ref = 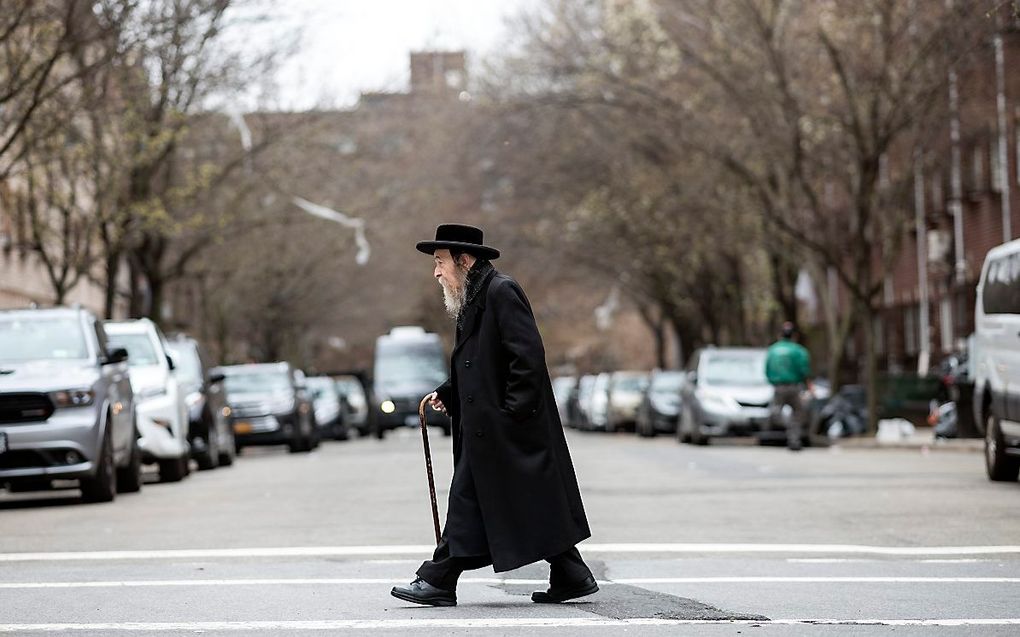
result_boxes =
[488,0,1002,429]
[0,1,129,180]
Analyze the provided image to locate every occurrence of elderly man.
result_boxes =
[390,223,596,607]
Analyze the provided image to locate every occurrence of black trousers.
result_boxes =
[416,539,592,592]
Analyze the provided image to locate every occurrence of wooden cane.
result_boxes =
[418,395,442,545]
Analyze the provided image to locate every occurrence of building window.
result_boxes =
[905,306,918,355]
[930,171,943,211]
[1015,109,1020,186]
[940,297,954,353]
[874,315,885,355]
[991,130,1002,193]
[971,143,985,193]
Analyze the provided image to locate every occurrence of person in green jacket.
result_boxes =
[765,322,813,451]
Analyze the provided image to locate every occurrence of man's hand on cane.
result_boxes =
[427,391,447,415]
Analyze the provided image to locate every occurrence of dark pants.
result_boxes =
[772,383,807,448]
[416,539,592,592]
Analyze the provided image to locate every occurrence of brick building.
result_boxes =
[866,24,1020,373]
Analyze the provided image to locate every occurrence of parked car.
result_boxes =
[104,319,191,482]
[974,241,1020,482]
[552,376,576,426]
[0,307,140,501]
[333,374,368,437]
[636,370,685,437]
[166,336,235,470]
[572,374,597,429]
[679,347,773,445]
[218,362,318,453]
[306,376,349,441]
[372,326,451,438]
[587,373,612,431]
[607,371,649,432]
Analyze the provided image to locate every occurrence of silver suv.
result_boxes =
[0,307,141,502]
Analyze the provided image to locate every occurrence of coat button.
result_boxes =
[466,395,474,403]
[475,430,484,438]
[464,360,471,368]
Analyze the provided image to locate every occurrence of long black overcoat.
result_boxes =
[434,269,591,572]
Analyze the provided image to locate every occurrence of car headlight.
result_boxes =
[380,400,396,414]
[50,389,95,408]
[136,386,167,400]
[698,392,734,412]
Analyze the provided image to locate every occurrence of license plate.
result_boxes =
[0,431,7,454]
[233,422,253,434]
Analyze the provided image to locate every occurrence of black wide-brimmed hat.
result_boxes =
[416,223,500,260]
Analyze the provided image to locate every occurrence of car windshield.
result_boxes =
[106,333,160,367]
[0,316,89,362]
[306,378,335,400]
[702,353,767,386]
[651,373,685,393]
[166,343,202,384]
[376,342,447,385]
[334,378,361,394]
[614,376,647,391]
[223,372,291,394]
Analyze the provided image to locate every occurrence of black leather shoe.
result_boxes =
[390,577,457,607]
[531,575,599,603]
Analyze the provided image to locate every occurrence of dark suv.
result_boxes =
[166,336,235,470]
[0,307,141,502]
[217,362,318,453]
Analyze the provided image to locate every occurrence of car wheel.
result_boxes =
[115,428,143,494]
[688,408,708,446]
[81,426,117,503]
[694,421,710,446]
[158,455,188,483]
[678,407,692,444]
[985,412,1020,482]
[196,425,219,471]
[218,429,236,467]
[334,423,350,441]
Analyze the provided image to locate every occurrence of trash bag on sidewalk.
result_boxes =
[928,399,959,439]
[817,385,868,440]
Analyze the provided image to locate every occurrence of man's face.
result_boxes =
[434,249,469,318]
[433,249,465,292]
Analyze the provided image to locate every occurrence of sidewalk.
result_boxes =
[832,428,984,453]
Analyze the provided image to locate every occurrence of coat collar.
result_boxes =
[453,267,497,357]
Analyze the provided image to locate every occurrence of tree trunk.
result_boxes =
[103,249,120,319]
[859,298,879,434]
[636,302,667,369]
[669,314,699,368]
[769,251,799,331]
[148,274,164,325]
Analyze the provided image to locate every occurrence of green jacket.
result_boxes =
[765,339,811,385]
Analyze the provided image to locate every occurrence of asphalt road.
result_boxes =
[1,427,1018,636]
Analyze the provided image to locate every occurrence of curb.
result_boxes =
[831,437,984,453]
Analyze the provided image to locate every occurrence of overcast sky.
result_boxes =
[255,0,538,110]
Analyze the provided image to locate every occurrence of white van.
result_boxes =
[973,240,1020,482]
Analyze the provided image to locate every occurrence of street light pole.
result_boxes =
[914,152,931,375]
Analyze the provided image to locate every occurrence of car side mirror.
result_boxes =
[105,347,129,365]
[166,354,176,371]
[208,372,226,384]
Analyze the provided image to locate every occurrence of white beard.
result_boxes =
[441,271,468,319]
